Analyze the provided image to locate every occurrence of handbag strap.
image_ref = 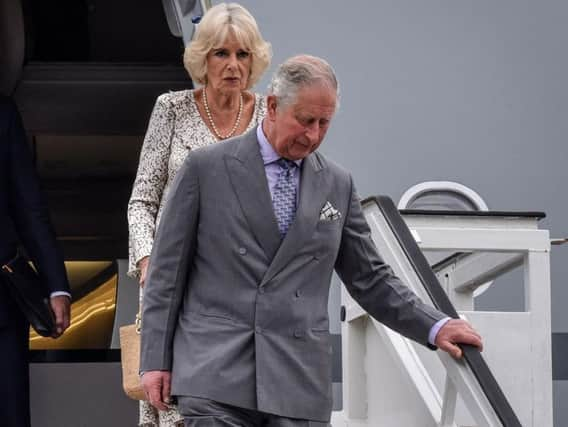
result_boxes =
[135,300,142,334]
[1,251,18,273]
[1,250,21,272]
[135,311,142,334]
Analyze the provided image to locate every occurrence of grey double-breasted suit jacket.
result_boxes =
[140,126,445,422]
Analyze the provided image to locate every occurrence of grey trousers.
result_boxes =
[178,396,329,427]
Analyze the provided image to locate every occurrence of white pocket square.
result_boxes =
[319,201,342,221]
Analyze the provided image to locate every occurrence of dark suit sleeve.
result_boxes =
[6,99,69,294]
[334,176,444,347]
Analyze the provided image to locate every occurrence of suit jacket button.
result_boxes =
[295,289,302,298]
[255,326,262,334]
[239,247,247,255]
[259,287,265,294]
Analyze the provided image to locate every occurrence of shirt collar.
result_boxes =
[257,121,303,167]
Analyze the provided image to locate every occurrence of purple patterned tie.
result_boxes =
[272,158,297,238]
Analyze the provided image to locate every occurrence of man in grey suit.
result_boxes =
[140,55,482,426]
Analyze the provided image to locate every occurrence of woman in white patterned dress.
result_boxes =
[127,3,271,426]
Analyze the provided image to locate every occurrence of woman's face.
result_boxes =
[205,31,252,94]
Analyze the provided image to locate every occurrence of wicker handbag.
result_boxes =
[119,312,146,400]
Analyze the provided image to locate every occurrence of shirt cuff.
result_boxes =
[50,291,71,299]
[428,317,451,346]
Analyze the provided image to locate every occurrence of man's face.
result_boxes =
[266,85,337,161]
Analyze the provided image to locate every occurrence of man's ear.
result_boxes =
[266,95,278,121]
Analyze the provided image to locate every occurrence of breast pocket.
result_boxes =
[316,219,342,231]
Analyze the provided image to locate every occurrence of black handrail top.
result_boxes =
[399,208,545,219]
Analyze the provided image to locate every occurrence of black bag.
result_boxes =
[0,252,56,337]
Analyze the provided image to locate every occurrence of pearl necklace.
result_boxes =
[202,86,244,140]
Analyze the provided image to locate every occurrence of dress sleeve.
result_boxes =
[127,94,175,277]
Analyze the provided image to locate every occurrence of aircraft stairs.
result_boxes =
[331,196,552,427]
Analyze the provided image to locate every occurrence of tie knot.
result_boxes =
[277,158,296,171]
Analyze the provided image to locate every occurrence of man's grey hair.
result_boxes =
[268,55,340,108]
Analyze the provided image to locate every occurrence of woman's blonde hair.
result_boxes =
[183,3,272,89]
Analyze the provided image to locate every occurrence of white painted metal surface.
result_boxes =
[333,204,553,427]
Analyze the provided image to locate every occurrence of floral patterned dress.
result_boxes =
[127,89,266,426]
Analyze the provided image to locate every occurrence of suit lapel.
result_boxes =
[261,153,329,285]
[224,129,281,261]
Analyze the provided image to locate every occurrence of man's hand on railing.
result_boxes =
[435,319,483,359]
